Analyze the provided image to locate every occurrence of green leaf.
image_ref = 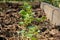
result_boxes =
[31,37,37,40]
[59,4,60,7]
[41,16,46,20]
[27,26,37,33]
[27,26,35,30]
[19,10,27,15]
[18,2,34,26]
[24,14,30,18]
[19,22,24,25]
[20,30,25,34]
[24,2,31,9]
[34,32,38,35]
[36,18,41,22]
[25,33,33,38]
[37,30,40,32]
[36,16,46,22]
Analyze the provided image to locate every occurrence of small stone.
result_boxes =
[0,12,5,17]
[49,29,59,35]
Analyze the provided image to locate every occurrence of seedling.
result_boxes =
[19,2,34,26]
[17,25,39,40]
[18,2,46,40]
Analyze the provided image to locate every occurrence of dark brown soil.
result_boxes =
[0,2,60,40]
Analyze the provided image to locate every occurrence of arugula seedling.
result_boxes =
[19,2,34,26]
[36,16,46,22]
[18,2,46,40]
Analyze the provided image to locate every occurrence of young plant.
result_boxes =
[19,2,34,26]
[18,2,46,40]
[17,25,40,40]
[36,16,46,22]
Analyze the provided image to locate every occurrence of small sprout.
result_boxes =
[18,2,46,40]
[36,18,42,22]
[19,30,26,37]
[19,10,27,15]
[37,30,40,33]
[19,2,34,26]
[36,16,46,22]
[31,37,37,40]
[19,22,24,25]
[59,4,60,7]
[41,16,46,20]
[20,30,25,33]
[27,26,37,33]
[25,33,33,38]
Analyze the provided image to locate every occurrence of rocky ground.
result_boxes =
[0,2,60,40]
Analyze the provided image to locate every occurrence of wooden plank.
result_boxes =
[41,2,60,26]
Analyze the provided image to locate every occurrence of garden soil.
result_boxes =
[0,2,60,40]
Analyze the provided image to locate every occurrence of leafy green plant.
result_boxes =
[36,16,46,22]
[19,2,46,26]
[18,2,46,40]
[17,25,39,40]
[19,2,34,26]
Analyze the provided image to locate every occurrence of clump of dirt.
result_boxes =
[0,3,21,38]
[0,2,60,40]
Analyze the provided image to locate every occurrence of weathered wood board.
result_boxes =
[41,2,60,26]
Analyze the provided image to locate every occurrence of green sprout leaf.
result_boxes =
[19,2,34,26]
[20,30,25,33]
[25,33,33,38]
[37,30,40,33]
[19,22,24,25]
[31,37,37,40]
[19,10,27,15]
[36,16,46,22]
[27,26,37,33]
